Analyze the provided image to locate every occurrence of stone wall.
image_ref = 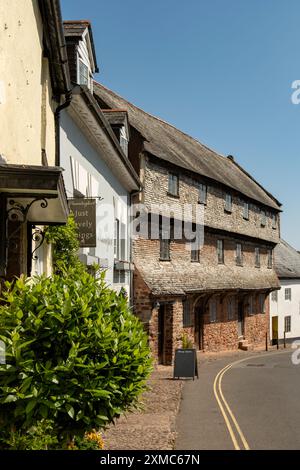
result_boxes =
[134,288,270,363]
[143,156,280,244]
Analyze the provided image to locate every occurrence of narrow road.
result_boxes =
[176,349,300,450]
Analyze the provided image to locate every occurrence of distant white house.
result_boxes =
[270,239,300,343]
[58,21,141,298]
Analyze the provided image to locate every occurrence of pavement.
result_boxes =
[176,347,300,450]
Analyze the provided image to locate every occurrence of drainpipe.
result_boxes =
[55,91,72,167]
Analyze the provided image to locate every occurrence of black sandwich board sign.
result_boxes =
[173,348,198,380]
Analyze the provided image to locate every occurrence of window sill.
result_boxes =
[198,201,207,206]
[224,209,232,214]
[236,262,244,267]
[243,216,249,221]
[191,260,200,263]
[255,265,261,268]
[159,258,171,262]
[167,192,180,199]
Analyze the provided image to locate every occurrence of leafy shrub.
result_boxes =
[45,215,82,272]
[0,270,152,445]
[181,333,194,349]
[0,419,58,450]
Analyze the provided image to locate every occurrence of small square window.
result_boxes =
[255,247,260,267]
[160,238,170,260]
[183,299,193,327]
[236,243,243,266]
[191,245,200,262]
[199,183,207,204]
[168,173,179,197]
[243,201,249,220]
[225,193,232,212]
[217,239,224,264]
[267,249,273,269]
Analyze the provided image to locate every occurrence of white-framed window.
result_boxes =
[284,315,291,333]
[198,183,207,204]
[209,298,217,323]
[285,288,292,301]
[225,193,232,212]
[79,59,89,87]
[271,291,278,302]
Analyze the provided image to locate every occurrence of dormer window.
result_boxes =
[63,20,99,91]
[102,110,130,158]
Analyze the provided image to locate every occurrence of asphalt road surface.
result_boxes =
[176,349,300,450]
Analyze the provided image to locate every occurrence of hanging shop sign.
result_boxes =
[69,198,96,248]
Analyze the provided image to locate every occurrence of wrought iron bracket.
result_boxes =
[31,226,46,261]
[6,197,48,244]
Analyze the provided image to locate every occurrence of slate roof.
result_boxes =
[134,263,279,296]
[93,82,281,211]
[274,239,300,278]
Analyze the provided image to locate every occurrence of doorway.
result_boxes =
[238,301,245,337]
[272,316,279,345]
[158,304,165,364]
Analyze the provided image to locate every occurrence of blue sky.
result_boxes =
[61,0,300,249]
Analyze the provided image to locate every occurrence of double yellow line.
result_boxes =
[213,361,250,450]
[213,350,290,450]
